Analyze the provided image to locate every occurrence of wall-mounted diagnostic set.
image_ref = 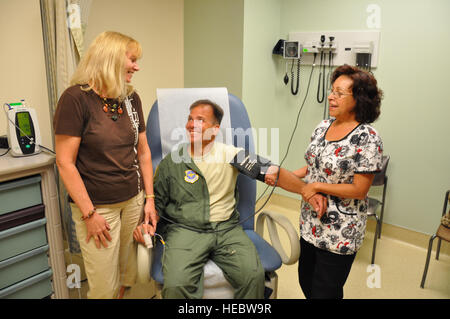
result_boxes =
[273,30,381,117]
[5,100,42,157]
[286,30,380,69]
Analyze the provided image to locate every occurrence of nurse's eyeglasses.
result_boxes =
[329,90,353,98]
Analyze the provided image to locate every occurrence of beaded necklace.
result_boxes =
[102,97,123,121]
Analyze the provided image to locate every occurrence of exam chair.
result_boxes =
[137,91,300,299]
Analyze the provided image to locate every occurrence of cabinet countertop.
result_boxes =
[0,151,55,178]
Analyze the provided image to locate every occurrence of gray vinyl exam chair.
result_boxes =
[136,90,300,299]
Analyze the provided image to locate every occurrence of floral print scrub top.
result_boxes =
[300,119,383,255]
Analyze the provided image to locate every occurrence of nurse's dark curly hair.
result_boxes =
[331,65,383,124]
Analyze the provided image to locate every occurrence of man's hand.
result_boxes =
[133,223,154,244]
[264,165,280,186]
[143,201,158,236]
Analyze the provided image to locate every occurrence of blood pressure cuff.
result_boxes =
[229,149,274,182]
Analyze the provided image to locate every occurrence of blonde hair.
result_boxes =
[70,31,142,101]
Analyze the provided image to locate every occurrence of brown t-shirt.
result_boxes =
[53,85,146,205]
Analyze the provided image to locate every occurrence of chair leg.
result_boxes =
[371,216,380,265]
[378,178,388,239]
[420,234,436,288]
[436,238,441,260]
[378,203,384,239]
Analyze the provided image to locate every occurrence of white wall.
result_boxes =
[0,0,52,149]
[84,0,184,119]
[184,0,244,98]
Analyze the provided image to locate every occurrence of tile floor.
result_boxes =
[67,194,450,299]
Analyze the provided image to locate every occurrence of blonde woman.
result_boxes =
[54,31,158,299]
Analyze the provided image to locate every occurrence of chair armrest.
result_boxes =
[136,243,152,284]
[255,210,300,265]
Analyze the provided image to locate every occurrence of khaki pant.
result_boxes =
[70,191,144,299]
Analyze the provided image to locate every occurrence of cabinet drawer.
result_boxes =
[0,245,49,289]
[0,175,42,215]
[0,218,47,261]
[0,204,45,231]
[0,269,53,299]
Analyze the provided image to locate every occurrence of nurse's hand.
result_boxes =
[302,182,319,202]
[306,193,328,219]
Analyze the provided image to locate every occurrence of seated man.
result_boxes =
[134,99,326,299]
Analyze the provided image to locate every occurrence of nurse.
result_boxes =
[268,64,384,299]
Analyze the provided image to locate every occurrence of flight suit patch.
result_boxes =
[184,170,199,184]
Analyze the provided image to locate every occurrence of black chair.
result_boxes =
[367,155,390,264]
[420,190,450,288]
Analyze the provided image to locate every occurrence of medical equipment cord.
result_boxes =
[323,50,334,120]
[0,148,10,157]
[290,58,301,95]
[280,53,316,166]
[316,51,326,104]
[155,54,317,235]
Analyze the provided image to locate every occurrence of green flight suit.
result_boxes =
[154,144,265,299]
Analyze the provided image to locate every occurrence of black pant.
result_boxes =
[298,238,356,299]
